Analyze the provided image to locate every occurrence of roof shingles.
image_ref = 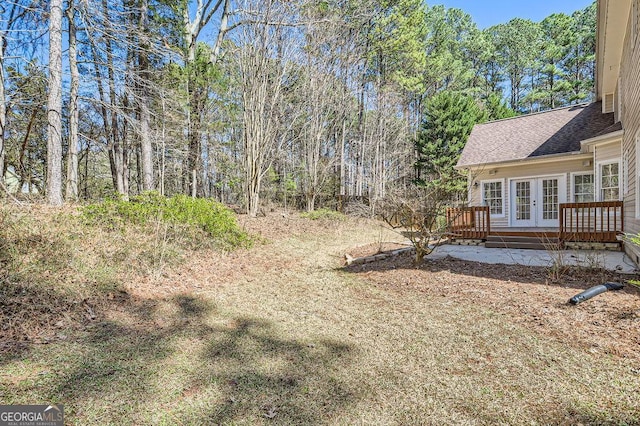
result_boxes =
[457,102,615,168]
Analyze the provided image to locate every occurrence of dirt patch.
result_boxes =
[345,252,640,362]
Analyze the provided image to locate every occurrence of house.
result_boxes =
[453,0,639,256]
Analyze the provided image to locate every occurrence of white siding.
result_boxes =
[594,140,621,163]
[469,158,593,228]
[620,2,640,261]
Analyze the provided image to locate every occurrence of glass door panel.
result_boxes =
[511,180,535,227]
[542,179,559,220]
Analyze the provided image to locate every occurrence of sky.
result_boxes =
[433,0,595,28]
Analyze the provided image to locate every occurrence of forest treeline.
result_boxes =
[0,0,596,214]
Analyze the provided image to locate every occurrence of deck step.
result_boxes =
[485,235,560,250]
[486,235,559,244]
[484,241,561,250]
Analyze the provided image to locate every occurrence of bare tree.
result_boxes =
[65,1,79,200]
[234,0,297,216]
[1,1,36,190]
[137,0,153,191]
[298,13,341,211]
[46,0,63,205]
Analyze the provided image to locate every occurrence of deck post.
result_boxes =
[559,204,564,244]
[485,205,490,237]
[621,201,625,239]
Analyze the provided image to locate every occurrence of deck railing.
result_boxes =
[559,201,623,243]
[446,206,490,239]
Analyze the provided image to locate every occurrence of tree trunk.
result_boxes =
[160,98,166,196]
[0,4,17,187]
[306,195,315,212]
[0,36,6,185]
[244,140,261,216]
[83,139,90,198]
[46,0,64,205]
[65,2,79,201]
[102,0,126,196]
[138,0,153,191]
[121,94,130,197]
[88,41,117,190]
[180,0,234,197]
[339,116,346,197]
[187,97,201,196]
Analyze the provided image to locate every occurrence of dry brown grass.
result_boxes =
[0,202,204,346]
[2,205,640,424]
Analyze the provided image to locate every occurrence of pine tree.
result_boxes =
[490,18,541,111]
[415,91,486,193]
[484,92,517,121]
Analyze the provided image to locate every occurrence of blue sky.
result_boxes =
[433,0,595,28]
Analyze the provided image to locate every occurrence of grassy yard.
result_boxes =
[1,207,640,425]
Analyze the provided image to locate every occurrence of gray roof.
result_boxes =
[592,121,623,138]
[457,102,616,168]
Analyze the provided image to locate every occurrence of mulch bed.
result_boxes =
[345,251,640,362]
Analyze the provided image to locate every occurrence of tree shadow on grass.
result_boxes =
[30,294,355,424]
[199,317,353,424]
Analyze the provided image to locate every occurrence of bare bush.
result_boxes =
[377,186,453,264]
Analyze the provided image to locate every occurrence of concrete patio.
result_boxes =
[430,244,638,274]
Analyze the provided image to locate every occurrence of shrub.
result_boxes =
[83,192,252,250]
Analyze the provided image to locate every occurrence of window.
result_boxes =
[482,180,503,216]
[542,178,559,220]
[573,174,594,202]
[600,162,620,201]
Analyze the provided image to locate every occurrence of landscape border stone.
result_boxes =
[345,247,415,266]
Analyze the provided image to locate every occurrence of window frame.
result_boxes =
[597,160,621,202]
[570,172,595,203]
[480,178,505,218]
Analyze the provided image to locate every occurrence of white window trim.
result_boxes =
[506,174,567,227]
[570,172,595,203]
[596,159,621,202]
[480,178,505,218]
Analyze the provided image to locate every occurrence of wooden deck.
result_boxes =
[559,201,623,243]
[446,202,624,244]
[446,206,490,239]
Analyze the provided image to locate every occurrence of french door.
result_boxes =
[510,176,566,227]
